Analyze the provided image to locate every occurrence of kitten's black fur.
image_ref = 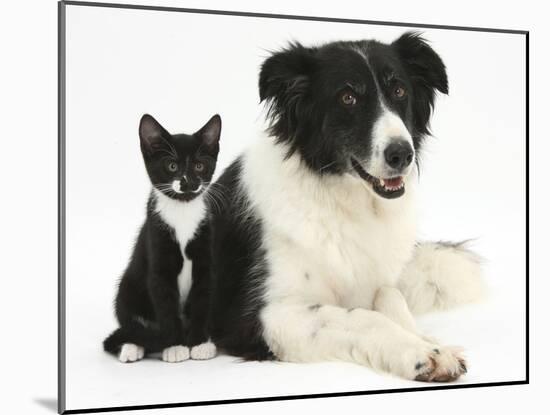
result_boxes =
[103,113,221,359]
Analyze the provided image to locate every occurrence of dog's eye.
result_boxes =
[340,92,357,106]
[393,86,407,99]
[166,161,178,172]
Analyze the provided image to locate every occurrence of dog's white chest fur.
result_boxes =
[242,138,417,308]
[154,190,206,302]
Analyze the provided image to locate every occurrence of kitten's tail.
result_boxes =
[103,322,169,355]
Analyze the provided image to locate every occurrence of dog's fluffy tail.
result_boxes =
[398,241,486,315]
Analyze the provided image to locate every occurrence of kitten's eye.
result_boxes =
[194,162,205,172]
[167,161,178,172]
[340,92,357,106]
[393,85,407,100]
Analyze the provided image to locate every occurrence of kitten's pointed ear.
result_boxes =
[196,114,221,153]
[139,114,170,155]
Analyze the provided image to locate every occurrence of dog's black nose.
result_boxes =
[384,141,414,170]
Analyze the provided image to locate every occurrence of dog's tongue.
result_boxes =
[382,177,403,188]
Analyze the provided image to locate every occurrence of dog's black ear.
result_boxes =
[392,32,448,136]
[259,43,316,143]
[392,32,448,94]
[259,42,314,103]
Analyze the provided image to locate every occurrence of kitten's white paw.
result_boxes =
[119,343,144,363]
[162,345,189,363]
[190,341,217,360]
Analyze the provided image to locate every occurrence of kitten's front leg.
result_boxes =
[148,238,190,363]
[187,306,217,361]
[185,249,217,361]
[148,278,190,363]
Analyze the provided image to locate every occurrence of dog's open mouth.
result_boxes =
[351,158,405,199]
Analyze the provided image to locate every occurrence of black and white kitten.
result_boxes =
[103,113,221,363]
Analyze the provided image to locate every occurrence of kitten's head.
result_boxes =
[138,113,221,202]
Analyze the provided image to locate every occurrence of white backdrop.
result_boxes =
[2,0,546,414]
[62,3,527,412]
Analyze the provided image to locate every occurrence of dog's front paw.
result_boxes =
[119,343,144,363]
[162,345,190,363]
[414,346,467,382]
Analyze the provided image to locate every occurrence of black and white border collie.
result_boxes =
[209,32,484,381]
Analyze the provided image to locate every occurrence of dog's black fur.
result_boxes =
[207,32,448,359]
[260,32,447,175]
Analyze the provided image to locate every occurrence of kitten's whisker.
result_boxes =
[211,194,224,213]
[205,185,227,204]
[154,182,177,192]
[204,188,225,213]
[202,193,218,213]
[207,182,228,198]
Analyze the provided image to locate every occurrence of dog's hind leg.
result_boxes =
[397,241,486,315]
[261,302,467,382]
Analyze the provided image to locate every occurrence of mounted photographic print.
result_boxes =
[58,1,528,413]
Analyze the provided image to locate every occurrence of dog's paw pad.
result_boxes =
[119,343,144,363]
[190,341,217,360]
[414,347,467,382]
[162,345,189,363]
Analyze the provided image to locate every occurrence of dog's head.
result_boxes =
[259,32,448,199]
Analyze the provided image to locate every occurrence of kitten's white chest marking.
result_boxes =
[154,190,206,304]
